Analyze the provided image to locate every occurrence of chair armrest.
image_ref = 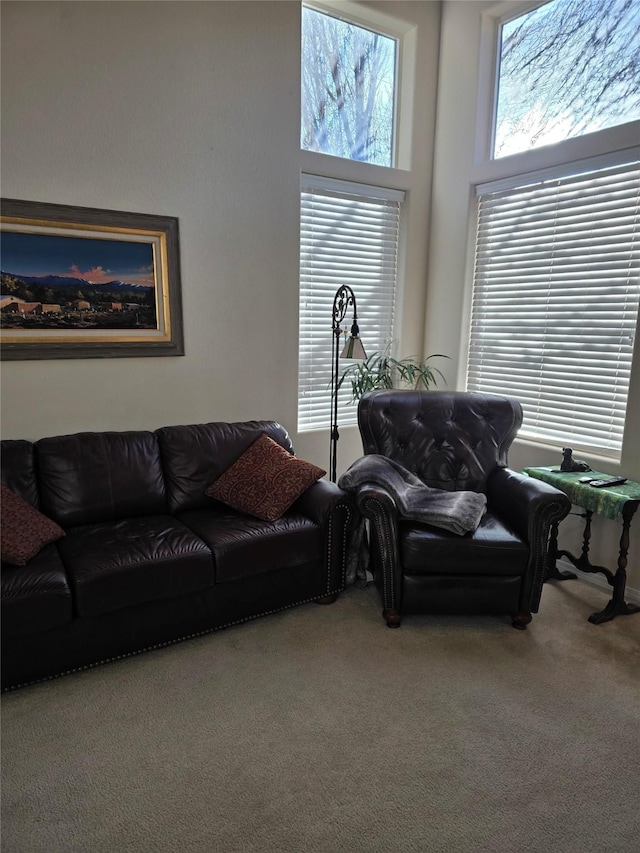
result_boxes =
[487,468,571,543]
[353,482,399,521]
[352,483,402,620]
[487,467,571,613]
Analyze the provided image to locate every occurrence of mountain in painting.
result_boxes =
[3,272,153,292]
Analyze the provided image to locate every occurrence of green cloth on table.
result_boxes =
[523,466,640,522]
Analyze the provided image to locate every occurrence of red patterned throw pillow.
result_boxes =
[1,483,65,566]
[205,434,326,522]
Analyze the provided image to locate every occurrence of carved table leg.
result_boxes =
[546,520,577,581]
[588,509,640,624]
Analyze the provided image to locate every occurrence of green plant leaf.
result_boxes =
[337,343,450,403]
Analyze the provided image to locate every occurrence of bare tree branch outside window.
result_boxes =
[495,0,640,158]
[301,7,397,166]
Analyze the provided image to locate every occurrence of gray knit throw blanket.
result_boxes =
[339,455,487,536]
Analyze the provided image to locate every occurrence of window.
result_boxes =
[466,0,640,459]
[298,176,403,431]
[298,3,411,435]
[467,153,640,457]
[301,5,398,166]
[494,0,640,158]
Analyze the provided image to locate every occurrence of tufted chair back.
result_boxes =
[357,390,523,493]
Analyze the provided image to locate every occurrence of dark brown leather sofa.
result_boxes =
[1,420,353,690]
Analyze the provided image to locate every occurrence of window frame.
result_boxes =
[301,3,399,167]
[488,0,640,162]
[302,0,417,172]
[473,1,640,180]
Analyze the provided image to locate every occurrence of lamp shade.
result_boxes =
[340,334,367,360]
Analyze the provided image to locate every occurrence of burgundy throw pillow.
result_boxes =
[205,434,326,522]
[1,483,65,566]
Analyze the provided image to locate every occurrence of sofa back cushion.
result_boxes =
[1,439,39,508]
[36,431,167,527]
[156,420,294,514]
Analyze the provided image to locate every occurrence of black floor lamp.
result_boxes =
[330,285,366,482]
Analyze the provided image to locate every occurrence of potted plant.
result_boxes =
[337,342,449,402]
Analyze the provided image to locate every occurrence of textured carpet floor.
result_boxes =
[2,579,639,853]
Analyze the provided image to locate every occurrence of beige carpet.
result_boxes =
[2,579,639,853]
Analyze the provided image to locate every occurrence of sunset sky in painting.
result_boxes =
[1,231,156,287]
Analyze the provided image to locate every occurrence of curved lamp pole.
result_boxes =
[330,284,366,482]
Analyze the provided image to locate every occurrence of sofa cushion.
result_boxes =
[1,483,66,566]
[205,434,326,522]
[1,544,73,639]
[156,420,296,514]
[179,507,322,583]
[36,431,167,527]
[401,510,529,576]
[59,516,214,617]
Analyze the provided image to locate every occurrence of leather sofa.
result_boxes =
[1,420,353,690]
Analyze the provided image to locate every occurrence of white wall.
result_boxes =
[0,0,441,479]
[1,1,303,434]
[428,0,640,596]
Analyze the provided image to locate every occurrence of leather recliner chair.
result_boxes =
[353,390,571,629]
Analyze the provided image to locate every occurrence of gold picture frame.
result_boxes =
[1,198,184,359]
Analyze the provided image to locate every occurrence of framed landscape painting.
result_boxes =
[0,199,184,359]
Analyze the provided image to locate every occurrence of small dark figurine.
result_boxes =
[560,447,592,473]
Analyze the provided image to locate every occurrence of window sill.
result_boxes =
[513,437,621,473]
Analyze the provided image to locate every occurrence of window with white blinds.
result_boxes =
[298,175,404,431]
[467,154,640,457]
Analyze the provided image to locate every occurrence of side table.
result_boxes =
[523,466,640,624]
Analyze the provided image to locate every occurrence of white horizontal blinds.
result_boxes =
[467,159,640,456]
[299,177,403,431]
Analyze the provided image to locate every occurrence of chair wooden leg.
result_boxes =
[512,612,532,630]
[383,608,401,628]
[315,593,338,605]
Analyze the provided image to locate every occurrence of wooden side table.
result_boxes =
[523,466,640,624]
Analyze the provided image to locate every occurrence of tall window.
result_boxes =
[299,4,408,434]
[467,155,640,456]
[301,5,398,166]
[298,176,403,431]
[467,0,640,459]
[494,0,640,158]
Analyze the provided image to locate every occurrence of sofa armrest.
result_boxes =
[291,478,349,525]
[292,479,355,595]
[487,467,571,612]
